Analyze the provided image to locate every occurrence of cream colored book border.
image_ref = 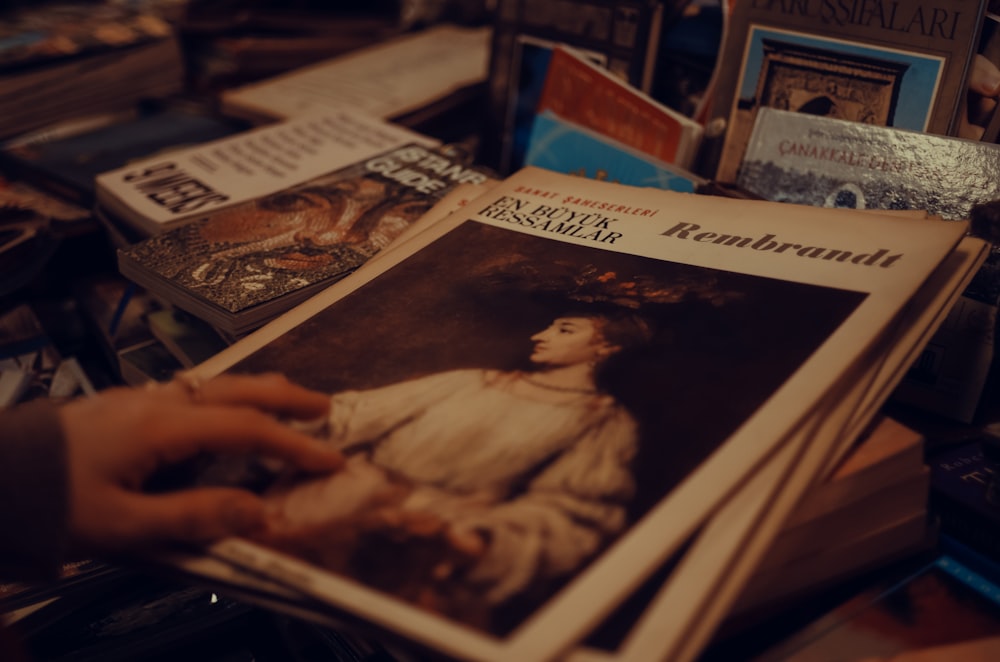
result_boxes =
[189,169,967,662]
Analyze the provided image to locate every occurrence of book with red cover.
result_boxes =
[535,45,703,170]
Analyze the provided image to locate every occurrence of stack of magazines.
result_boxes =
[137,165,984,662]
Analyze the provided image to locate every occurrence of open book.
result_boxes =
[151,167,981,662]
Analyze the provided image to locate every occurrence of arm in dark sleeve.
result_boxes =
[0,398,69,581]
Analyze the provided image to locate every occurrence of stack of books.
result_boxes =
[0,2,186,140]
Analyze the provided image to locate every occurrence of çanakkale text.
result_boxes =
[663,222,903,267]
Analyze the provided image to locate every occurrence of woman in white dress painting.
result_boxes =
[255,303,655,628]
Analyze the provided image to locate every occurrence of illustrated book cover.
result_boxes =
[145,166,974,662]
[524,110,705,192]
[95,109,438,237]
[218,24,491,126]
[481,0,682,174]
[737,107,1000,217]
[148,224,986,662]
[709,0,987,183]
[116,143,491,336]
[535,45,704,170]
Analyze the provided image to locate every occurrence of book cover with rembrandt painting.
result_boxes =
[117,143,490,336]
[144,166,980,662]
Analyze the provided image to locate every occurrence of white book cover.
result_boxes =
[219,24,491,123]
[167,167,968,662]
[95,109,438,235]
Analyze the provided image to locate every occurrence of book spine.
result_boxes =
[931,492,1000,561]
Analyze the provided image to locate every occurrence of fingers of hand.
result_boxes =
[125,488,269,546]
[167,372,330,420]
[970,54,1000,96]
[446,528,487,559]
[71,487,269,554]
[150,405,344,472]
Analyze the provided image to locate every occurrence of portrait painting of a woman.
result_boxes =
[225,220,866,635]
[257,305,652,626]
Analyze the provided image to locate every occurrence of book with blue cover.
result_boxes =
[708,0,987,183]
[524,110,705,193]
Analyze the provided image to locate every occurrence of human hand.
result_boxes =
[263,453,410,532]
[959,54,1000,140]
[58,372,342,557]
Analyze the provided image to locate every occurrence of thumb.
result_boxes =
[123,488,269,546]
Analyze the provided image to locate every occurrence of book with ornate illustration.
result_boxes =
[738,107,1000,216]
[144,166,977,662]
[709,0,987,183]
[117,142,491,336]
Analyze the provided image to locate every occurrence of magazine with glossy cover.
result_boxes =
[95,110,437,237]
[116,143,492,336]
[165,167,967,662]
[709,0,987,183]
[738,107,1000,217]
